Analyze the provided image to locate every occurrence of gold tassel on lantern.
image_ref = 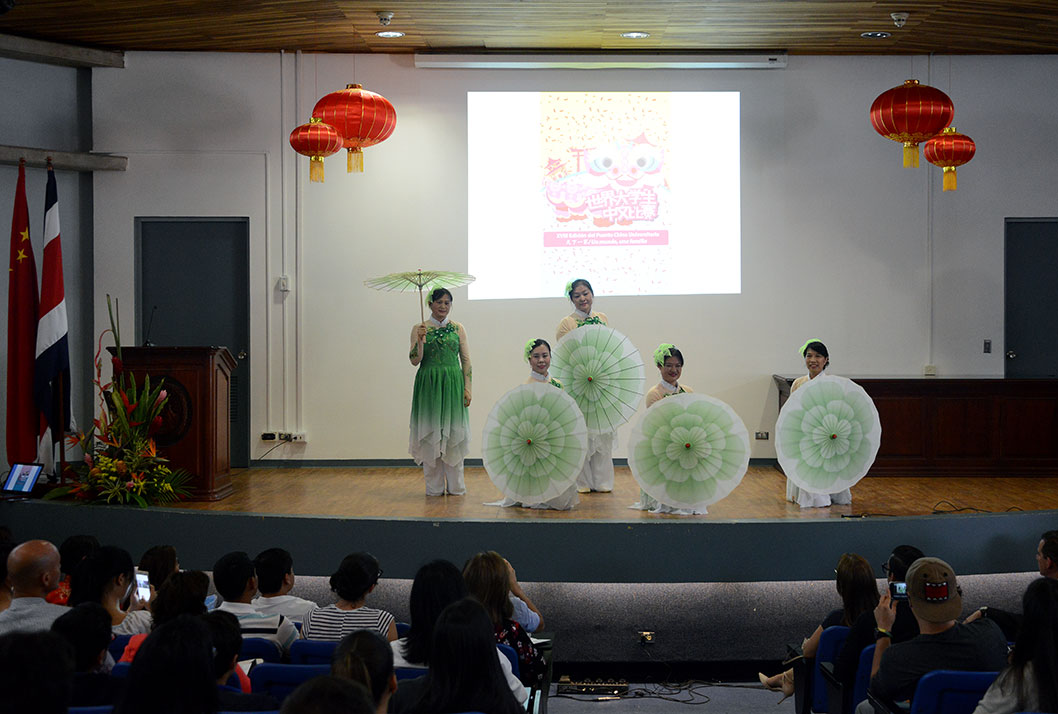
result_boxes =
[310,156,326,183]
[903,142,920,168]
[347,147,364,173]
[942,166,957,192]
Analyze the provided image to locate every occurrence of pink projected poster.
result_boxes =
[540,93,672,295]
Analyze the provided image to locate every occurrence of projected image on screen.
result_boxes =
[468,91,740,300]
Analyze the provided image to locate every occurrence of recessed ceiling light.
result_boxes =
[860,31,892,39]
[620,31,650,39]
[376,30,405,38]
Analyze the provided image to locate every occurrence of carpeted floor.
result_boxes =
[548,681,790,714]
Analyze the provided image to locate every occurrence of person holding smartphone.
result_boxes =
[832,545,924,695]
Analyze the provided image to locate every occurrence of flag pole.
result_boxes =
[56,371,67,485]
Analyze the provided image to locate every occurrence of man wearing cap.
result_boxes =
[858,557,1008,713]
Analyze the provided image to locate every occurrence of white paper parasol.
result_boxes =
[629,393,750,510]
[364,269,475,323]
[776,375,882,494]
[549,325,645,434]
[482,383,588,502]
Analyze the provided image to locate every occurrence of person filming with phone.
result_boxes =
[833,546,924,693]
[857,557,1008,714]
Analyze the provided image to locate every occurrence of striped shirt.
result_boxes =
[301,604,395,642]
[216,601,298,655]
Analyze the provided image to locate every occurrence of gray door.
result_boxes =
[137,218,250,467]
[1005,218,1058,378]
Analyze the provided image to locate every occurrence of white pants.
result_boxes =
[786,479,852,508]
[424,460,465,496]
[576,433,615,492]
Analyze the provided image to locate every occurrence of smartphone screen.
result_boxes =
[134,570,151,601]
[889,581,908,600]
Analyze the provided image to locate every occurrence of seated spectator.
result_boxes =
[252,547,318,624]
[973,577,1058,714]
[138,544,179,592]
[114,614,218,714]
[505,557,544,633]
[0,630,75,714]
[119,570,210,662]
[406,598,524,714]
[0,539,67,634]
[860,557,1008,713]
[0,541,15,612]
[833,545,924,692]
[46,533,99,605]
[760,552,879,700]
[70,545,153,635]
[965,529,1058,640]
[463,551,545,687]
[51,602,124,706]
[213,551,298,656]
[302,552,397,642]
[279,675,374,714]
[202,610,281,712]
[332,630,397,714]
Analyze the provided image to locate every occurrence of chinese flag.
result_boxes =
[7,160,39,464]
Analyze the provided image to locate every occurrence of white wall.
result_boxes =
[89,52,1058,462]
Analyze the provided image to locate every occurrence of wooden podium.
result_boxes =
[115,347,236,500]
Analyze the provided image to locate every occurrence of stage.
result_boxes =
[2,465,1055,584]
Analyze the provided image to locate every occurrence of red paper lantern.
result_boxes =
[923,127,976,192]
[870,79,954,168]
[312,83,397,173]
[289,117,343,183]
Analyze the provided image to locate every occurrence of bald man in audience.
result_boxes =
[0,540,68,634]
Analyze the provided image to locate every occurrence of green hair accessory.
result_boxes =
[563,280,573,297]
[424,282,445,306]
[799,338,823,357]
[653,343,675,367]
[524,339,537,362]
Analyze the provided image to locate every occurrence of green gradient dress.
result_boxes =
[409,319,472,468]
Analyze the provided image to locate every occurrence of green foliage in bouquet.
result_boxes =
[44,296,191,507]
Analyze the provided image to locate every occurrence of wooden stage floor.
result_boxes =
[168,465,1058,521]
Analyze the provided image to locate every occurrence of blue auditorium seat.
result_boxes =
[249,663,330,702]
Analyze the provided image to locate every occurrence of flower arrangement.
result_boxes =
[44,296,191,507]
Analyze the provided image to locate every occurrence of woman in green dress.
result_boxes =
[409,288,472,496]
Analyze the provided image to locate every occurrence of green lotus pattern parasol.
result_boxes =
[364,269,475,323]
[629,393,750,509]
[776,375,881,494]
[550,325,645,434]
[482,383,588,502]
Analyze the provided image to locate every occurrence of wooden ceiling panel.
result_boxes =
[2,0,1058,55]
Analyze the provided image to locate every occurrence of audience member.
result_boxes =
[0,539,67,634]
[463,550,545,686]
[70,545,152,635]
[280,676,374,714]
[406,598,524,714]
[332,630,397,714]
[302,552,397,642]
[213,550,298,656]
[202,610,281,712]
[138,544,179,591]
[833,545,924,691]
[973,577,1058,714]
[505,557,544,633]
[0,541,15,612]
[861,557,1008,713]
[252,547,318,624]
[0,630,75,714]
[965,529,1058,640]
[51,602,124,706]
[761,552,879,699]
[46,533,99,605]
[393,559,527,705]
[119,569,210,662]
[115,614,219,714]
